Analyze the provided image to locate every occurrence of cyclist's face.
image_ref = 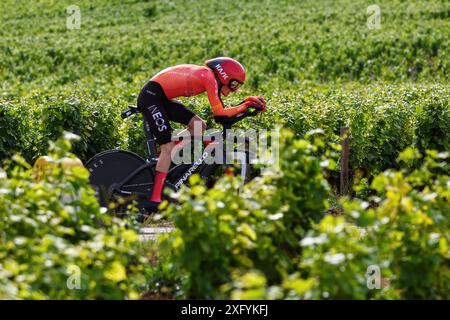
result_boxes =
[221,86,231,96]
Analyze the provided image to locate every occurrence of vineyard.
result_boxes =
[0,0,449,299]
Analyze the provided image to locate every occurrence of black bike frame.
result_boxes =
[114,107,257,197]
[113,124,226,195]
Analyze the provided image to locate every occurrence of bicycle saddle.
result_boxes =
[121,105,140,119]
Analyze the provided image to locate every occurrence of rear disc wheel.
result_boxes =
[85,150,153,212]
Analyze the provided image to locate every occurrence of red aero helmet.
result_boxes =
[205,57,246,88]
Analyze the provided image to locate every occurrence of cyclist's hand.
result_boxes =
[243,96,266,112]
[257,95,266,107]
[257,95,267,111]
[244,96,266,107]
[251,104,266,112]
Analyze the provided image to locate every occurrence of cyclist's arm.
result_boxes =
[204,75,247,117]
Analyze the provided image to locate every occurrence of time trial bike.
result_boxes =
[85,105,260,216]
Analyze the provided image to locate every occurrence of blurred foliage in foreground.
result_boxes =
[0,134,146,299]
[0,130,448,299]
[149,130,449,299]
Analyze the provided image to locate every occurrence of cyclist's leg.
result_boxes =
[151,141,175,202]
[165,99,207,144]
[137,81,174,203]
[187,115,207,136]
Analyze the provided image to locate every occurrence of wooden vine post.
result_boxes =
[340,127,350,195]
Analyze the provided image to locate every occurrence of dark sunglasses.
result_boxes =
[228,79,243,92]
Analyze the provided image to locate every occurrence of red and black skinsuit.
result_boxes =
[137,64,248,145]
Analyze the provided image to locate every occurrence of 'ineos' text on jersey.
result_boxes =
[146,104,168,132]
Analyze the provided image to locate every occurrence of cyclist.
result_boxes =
[137,57,266,209]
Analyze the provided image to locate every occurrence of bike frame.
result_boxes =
[112,106,256,198]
